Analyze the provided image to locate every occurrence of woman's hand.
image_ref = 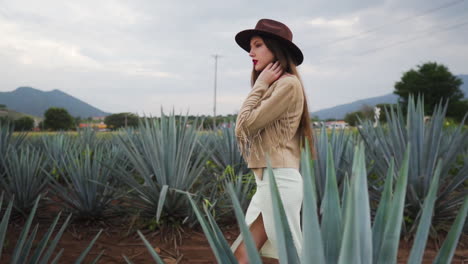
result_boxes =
[256,61,283,86]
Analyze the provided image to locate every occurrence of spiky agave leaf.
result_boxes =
[372,159,395,262]
[186,191,240,263]
[300,139,325,264]
[46,144,123,219]
[407,158,442,263]
[39,131,77,170]
[338,142,372,264]
[209,123,249,175]
[375,143,410,264]
[266,160,300,264]
[0,121,27,176]
[320,143,342,263]
[313,125,355,200]
[0,146,49,214]
[433,195,468,264]
[0,192,13,259]
[0,194,103,263]
[226,184,262,264]
[0,120,27,154]
[358,95,468,235]
[223,167,255,213]
[76,127,101,150]
[115,112,212,223]
[136,138,465,264]
[208,165,255,221]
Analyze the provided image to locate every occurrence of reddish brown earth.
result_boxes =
[3,218,467,264]
[2,200,467,264]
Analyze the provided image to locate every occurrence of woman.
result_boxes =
[231,18,316,263]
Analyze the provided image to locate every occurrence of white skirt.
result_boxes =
[230,168,303,259]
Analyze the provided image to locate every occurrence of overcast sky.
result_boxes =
[1,0,467,117]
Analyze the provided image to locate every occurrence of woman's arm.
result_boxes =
[235,76,299,137]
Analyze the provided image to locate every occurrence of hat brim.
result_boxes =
[235,29,304,66]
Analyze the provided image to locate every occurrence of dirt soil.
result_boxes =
[2,206,467,264]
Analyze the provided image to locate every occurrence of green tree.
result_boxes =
[360,104,374,119]
[394,62,465,118]
[446,99,468,123]
[344,111,363,126]
[44,107,74,131]
[0,104,6,109]
[104,113,139,129]
[344,104,374,126]
[14,116,34,131]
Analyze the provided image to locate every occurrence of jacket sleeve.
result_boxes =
[235,77,298,136]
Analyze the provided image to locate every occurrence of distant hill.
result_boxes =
[311,93,399,120]
[311,74,468,120]
[0,87,110,118]
[0,108,42,121]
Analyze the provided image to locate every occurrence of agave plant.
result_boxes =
[0,194,103,263]
[207,123,249,175]
[45,144,124,220]
[0,121,27,175]
[39,131,78,178]
[0,120,26,152]
[220,166,255,214]
[135,141,467,263]
[187,124,254,222]
[76,127,102,150]
[114,112,212,224]
[357,95,468,235]
[313,125,356,200]
[0,146,49,214]
[202,165,256,221]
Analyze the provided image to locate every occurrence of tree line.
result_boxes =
[0,106,239,131]
[1,61,466,131]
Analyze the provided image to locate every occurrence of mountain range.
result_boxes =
[311,74,468,120]
[0,87,110,118]
[1,74,467,120]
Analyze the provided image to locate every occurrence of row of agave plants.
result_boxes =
[141,141,467,264]
[0,95,467,263]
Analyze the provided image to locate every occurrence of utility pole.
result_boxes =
[212,54,221,130]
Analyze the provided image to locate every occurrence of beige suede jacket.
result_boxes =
[235,74,304,176]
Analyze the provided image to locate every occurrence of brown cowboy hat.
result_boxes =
[235,18,304,66]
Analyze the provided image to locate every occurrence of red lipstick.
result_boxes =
[253,60,258,65]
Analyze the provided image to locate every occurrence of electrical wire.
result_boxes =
[310,0,467,48]
[356,19,468,56]
[312,17,468,65]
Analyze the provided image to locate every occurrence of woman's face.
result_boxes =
[249,36,275,72]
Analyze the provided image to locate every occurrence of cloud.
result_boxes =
[307,17,360,28]
[0,0,467,117]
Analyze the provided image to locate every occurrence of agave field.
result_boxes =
[0,96,467,263]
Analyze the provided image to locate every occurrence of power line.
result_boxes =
[356,19,468,56]
[310,0,467,48]
[313,18,468,65]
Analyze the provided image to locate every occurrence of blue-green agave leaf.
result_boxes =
[433,195,468,264]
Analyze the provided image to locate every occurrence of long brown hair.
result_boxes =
[250,35,317,160]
